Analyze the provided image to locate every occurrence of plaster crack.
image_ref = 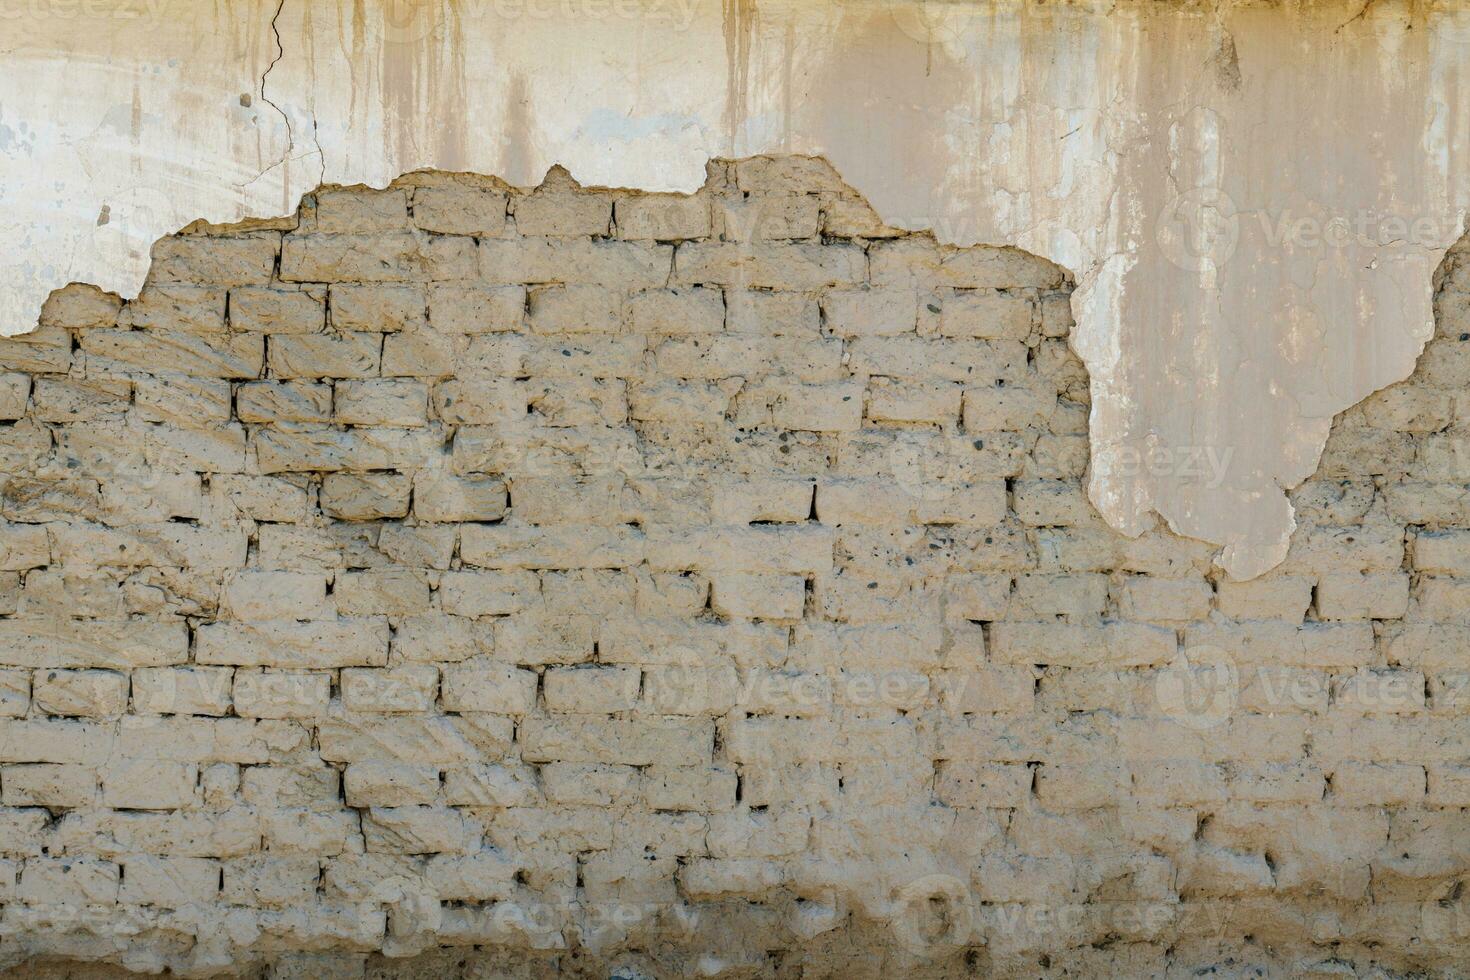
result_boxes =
[242,0,297,190]
[1335,0,1381,35]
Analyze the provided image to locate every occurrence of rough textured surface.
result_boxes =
[5,0,1470,578]
[3,163,1470,976]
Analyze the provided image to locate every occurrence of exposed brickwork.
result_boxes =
[2,157,1469,977]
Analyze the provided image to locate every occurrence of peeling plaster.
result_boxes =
[2,0,1467,577]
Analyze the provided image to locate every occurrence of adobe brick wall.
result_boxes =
[1,156,1468,978]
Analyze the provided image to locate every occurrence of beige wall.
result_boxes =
[1,162,1469,976]
[4,0,1470,576]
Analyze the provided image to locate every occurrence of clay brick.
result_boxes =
[0,620,187,670]
[461,524,645,570]
[519,717,712,766]
[440,660,538,714]
[1117,575,1214,622]
[223,571,332,621]
[724,290,819,335]
[528,284,622,333]
[268,331,381,379]
[513,182,612,237]
[340,664,438,713]
[135,374,231,424]
[479,238,672,287]
[31,376,130,422]
[334,378,428,426]
[150,235,277,286]
[962,384,1056,431]
[132,667,233,716]
[716,194,820,241]
[543,665,640,713]
[237,381,333,423]
[938,288,1034,340]
[709,572,805,620]
[281,233,477,283]
[40,283,122,331]
[625,287,723,335]
[991,621,1175,668]
[311,187,410,233]
[0,670,29,717]
[438,570,539,617]
[81,329,264,378]
[935,761,1032,807]
[1216,574,1313,621]
[344,760,440,807]
[0,327,72,373]
[320,472,412,520]
[413,186,509,237]
[616,194,711,241]
[102,760,198,810]
[1317,571,1410,620]
[118,855,220,907]
[2,763,94,807]
[18,857,120,905]
[1331,762,1425,804]
[0,373,30,420]
[123,284,227,333]
[232,669,331,719]
[230,286,326,334]
[195,619,389,668]
[866,379,958,426]
[674,242,864,289]
[869,239,1063,289]
[771,381,863,432]
[254,426,438,473]
[32,668,129,718]
[329,283,427,332]
[628,380,729,425]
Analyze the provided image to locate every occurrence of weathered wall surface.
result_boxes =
[2,163,1470,977]
[5,0,1470,577]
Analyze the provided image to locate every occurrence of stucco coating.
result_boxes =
[2,0,1468,576]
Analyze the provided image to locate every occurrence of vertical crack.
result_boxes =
[236,0,316,191]
[261,0,294,159]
